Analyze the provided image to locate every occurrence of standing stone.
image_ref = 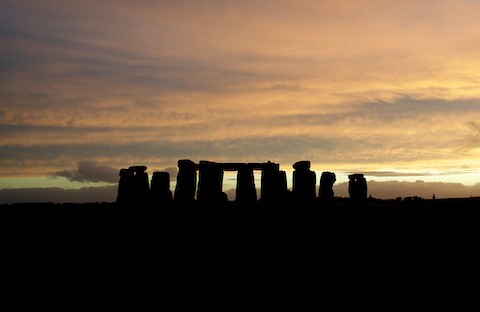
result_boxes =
[174,159,197,205]
[260,161,280,205]
[197,161,225,208]
[319,171,336,206]
[278,170,288,200]
[117,166,149,204]
[292,161,316,201]
[117,168,134,203]
[150,171,172,206]
[348,174,367,203]
[236,164,257,207]
[129,166,149,203]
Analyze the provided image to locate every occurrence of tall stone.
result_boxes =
[197,161,225,208]
[117,168,134,203]
[129,165,149,202]
[278,170,288,200]
[348,174,367,203]
[117,166,149,204]
[150,171,172,206]
[260,161,280,204]
[319,171,336,206]
[292,160,316,201]
[174,159,197,205]
[236,164,257,207]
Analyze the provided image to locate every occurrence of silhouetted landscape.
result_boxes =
[3,159,480,304]
[3,159,479,246]
[5,1,480,305]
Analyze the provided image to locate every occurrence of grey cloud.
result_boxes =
[334,180,480,200]
[155,167,178,181]
[360,170,476,178]
[361,171,431,177]
[53,169,74,180]
[52,161,118,183]
[0,185,117,204]
[0,136,339,164]
[361,97,480,120]
[226,97,480,133]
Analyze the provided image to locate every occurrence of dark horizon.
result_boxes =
[3,158,480,205]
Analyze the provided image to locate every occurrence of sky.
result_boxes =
[1,0,480,202]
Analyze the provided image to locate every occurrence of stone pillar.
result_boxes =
[260,161,280,204]
[174,159,197,205]
[292,161,316,200]
[236,164,257,207]
[197,161,224,207]
[117,168,134,203]
[319,171,336,206]
[278,170,288,200]
[348,174,367,203]
[129,165,149,202]
[150,171,172,206]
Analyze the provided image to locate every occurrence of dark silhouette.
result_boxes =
[278,170,288,201]
[7,151,480,308]
[131,165,149,203]
[116,168,133,203]
[174,159,197,206]
[197,161,227,208]
[348,173,367,204]
[117,159,343,208]
[117,165,149,204]
[259,161,283,206]
[150,171,172,206]
[235,164,257,208]
[8,157,480,305]
[319,171,336,207]
[292,160,316,201]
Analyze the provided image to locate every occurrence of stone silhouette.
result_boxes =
[278,170,288,200]
[260,161,281,205]
[131,166,149,204]
[174,159,197,205]
[292,161,316,201]
[197,161,226,208]
[117,168,134,203]
[116,166,149,204]
[319,171,336,206]
[117,159,347,209]
[235,164,257,207]
[348,174,367,203]
[150,171,172,206]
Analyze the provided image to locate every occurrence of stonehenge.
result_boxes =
[117,159,368,207]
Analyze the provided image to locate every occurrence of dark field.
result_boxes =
[3,197,479,241]
[3,198,480,305]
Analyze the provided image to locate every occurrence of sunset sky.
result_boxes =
[1,0,480,202]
